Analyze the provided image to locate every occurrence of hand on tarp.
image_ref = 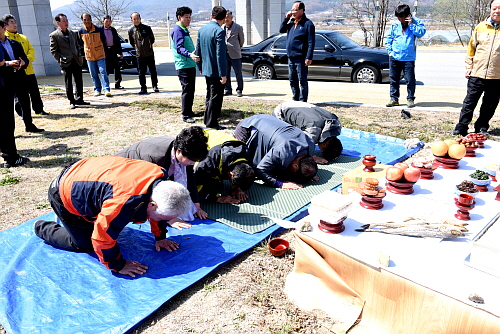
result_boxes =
[312,155,328,164]
[217,195,241,204]
[231,186,248,202]
[155,238,180,252]
[194,203,208,219]
[404,138,421,149]
[282,181,302,190]
[119,260,148,278]
[168,218,192,230]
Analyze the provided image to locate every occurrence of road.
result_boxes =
[121,48,469,89]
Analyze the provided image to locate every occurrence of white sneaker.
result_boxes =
[94,92,102,97]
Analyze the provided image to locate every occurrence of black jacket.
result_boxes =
[101,26,123,56]
[0,38,29,83]
[128,24,155,57]
[194,141,249,202]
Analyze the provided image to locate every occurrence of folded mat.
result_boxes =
[0,129,420,334]
[204,129,423,233]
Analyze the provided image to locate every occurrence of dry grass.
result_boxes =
[1,90,499,334]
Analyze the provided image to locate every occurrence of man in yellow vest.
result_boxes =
[3,14,48,119]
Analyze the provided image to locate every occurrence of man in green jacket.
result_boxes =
[171,7,202,123]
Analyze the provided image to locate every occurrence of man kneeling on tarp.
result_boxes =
[235,114,326,190]
[34,156,192,277]
[272,101,343,161]
[195,128,255,204]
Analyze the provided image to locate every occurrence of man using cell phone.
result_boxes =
[385,4,426,109]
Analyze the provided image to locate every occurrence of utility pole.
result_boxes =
[167,12,171,49]
[413,0,418,16]
[372,0,380,47]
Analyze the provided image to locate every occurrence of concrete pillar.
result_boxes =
[251,0,268,44]
[0,0,21,29]
[269,0,286,35]
[2,0,60,76]
[235,0,251,46]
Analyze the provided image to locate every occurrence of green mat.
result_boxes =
[202,155,363,234]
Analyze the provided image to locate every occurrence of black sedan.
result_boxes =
[241,30,390,83]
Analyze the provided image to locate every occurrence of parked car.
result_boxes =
[82,34,137,70]
[241,30,390,83]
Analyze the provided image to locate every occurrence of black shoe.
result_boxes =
[183,117,195,123]
[153,86,160,93]
[26,125,45,133]
[224,91,232,96]
[185,112,203,118]
[478,129,490,136]
[4,157,30,168]
[212,125,226,130]
[451,130,466,136]
[35,111,50,115]
[237,91,243,97]
[115,85,125,89]
[75,100,90,105]
[138,90,148,95]
[69,103,76,109]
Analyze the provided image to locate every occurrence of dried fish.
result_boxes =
[355,224,465,238]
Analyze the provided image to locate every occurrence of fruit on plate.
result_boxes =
[444,139,457,147]
[412,156,434,169]
[356,178,386,197]
[456,137,479,148]
[394,162,409,171]
[467,133,487,141]
[386,166,404,181]
[448,143,466,159]
[403,167,421,182]
[431,141,449,157]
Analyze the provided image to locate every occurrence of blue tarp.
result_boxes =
[0,129,420,334]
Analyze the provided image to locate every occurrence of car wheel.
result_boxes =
[255,63,275,80]
[353,65,379,83]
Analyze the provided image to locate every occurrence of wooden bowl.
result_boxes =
[268,238,289,257]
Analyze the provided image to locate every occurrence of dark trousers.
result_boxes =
[225,57,243,93]
[105,47,122,86]
[389,57,416,101]
[0,86,21,164]
[15,74,44,119]
[13,77,34,128]
[62,60,84,104]
[36,167,94,252]
[288,57,309,102]
[204,76,224,128]
[455,76,500,133]
[177,67,196,118]
[137,55,158,89]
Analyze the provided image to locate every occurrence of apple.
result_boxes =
[386,167,404,181]
[394,162,409,171]
[403,167,421,182]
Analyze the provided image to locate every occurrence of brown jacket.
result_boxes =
[49,28,84,67]
[466,19,500,79]
[78,24,106,61]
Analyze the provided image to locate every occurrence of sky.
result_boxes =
[50,0,74,10]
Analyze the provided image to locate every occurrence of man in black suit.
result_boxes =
[102,15,124,89]
[0,18,31,167]
[49,13,90,109]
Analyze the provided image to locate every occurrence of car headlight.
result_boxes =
[122,51,134,57]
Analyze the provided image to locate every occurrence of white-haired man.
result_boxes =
[34,156,192,278]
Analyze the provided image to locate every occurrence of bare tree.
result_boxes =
[347,0,399,47]
[464,0,490,34]
[433,0,468,46]
[72,0,132,24]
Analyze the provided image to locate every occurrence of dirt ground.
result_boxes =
[0,89,498,334]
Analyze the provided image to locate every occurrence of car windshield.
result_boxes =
[324,32,359,49]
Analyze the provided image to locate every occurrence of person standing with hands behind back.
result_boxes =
[171,6,202,124]
[279,1,315,102]
[385,4,426,108]
[196,6,227,130]
[224,11,244,97]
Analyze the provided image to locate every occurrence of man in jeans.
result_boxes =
[171,6,201,123]
[279,1,315,102]
[79,13,111,97]
[452,0,500,137]
[385,4,426,108]
[129,12,159,94]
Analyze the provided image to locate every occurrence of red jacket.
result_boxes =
[59,156,168,271]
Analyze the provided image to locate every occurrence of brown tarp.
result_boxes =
[287,232,500,334]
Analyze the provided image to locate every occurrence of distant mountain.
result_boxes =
[52,0,236,22]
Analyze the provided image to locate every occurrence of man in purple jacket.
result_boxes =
[279,1,315,102]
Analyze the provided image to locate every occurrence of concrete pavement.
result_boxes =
[36,47,467,113]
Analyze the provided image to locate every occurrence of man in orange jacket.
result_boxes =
[34,156,192,277]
